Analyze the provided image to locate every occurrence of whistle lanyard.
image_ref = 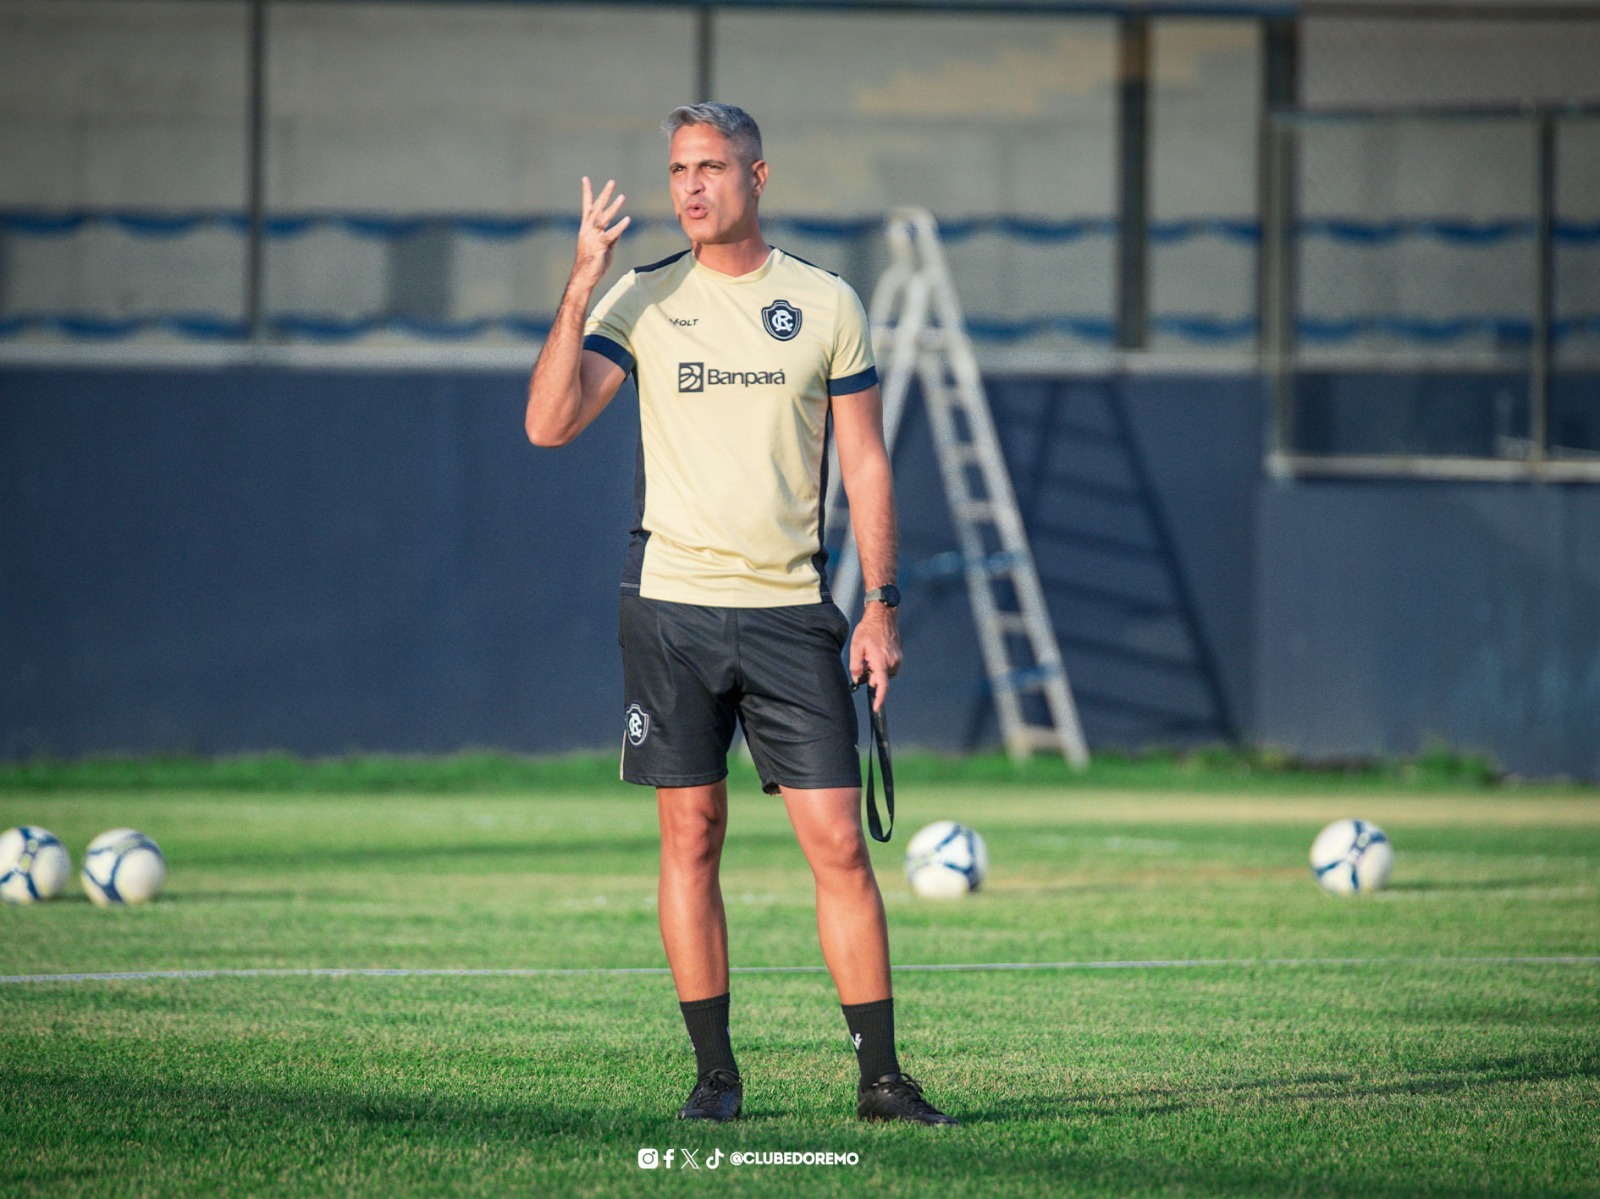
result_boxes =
[862,684,894,843]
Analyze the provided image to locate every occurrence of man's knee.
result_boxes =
[659,788,728,872]
[807,819,873,880]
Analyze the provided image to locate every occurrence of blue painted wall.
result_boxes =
[1254,480,1600,780]
[4,364,1597,777]
[887,374,1260,753]
[3,366,634,758]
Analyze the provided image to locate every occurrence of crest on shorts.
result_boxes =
[761,299,802,342]
[625,703,651,747]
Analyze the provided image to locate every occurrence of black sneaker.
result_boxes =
[678,1068,743,1122]
[857,1073,959,1126]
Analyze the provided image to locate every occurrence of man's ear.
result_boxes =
[750,158,769,196]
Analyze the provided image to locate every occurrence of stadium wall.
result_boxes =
[1,362,1258,762]
[1254,479,1600,781]
[5,363,1598,778]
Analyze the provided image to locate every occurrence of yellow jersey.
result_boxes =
[584,247,878,607]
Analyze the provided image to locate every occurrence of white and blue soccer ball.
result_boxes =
[81,828,167,906]
[905,820,988,899]
[0,825,72,904]
[1310,818,1394,895]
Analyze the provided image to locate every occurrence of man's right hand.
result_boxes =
[575,176,631,286]
[525,176,631,447]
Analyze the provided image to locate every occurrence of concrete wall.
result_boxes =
[0,2,1253,344]
[3,3,1598,777]
[2,362,1262,762]
[2,363,631,758]
[7,3,1597,350]
[871,371,1262,752]
[7,361,1598,778]
[1255,479,1600,780]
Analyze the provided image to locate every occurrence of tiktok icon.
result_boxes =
[706,1149,725,1170]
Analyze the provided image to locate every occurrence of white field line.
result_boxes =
[3,956,1599,986]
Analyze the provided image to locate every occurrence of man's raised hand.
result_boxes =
[575,176,631,284]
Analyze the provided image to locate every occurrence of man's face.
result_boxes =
[668,123,766,247]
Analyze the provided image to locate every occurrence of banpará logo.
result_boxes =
[762,298,802,341]
[678,362,786,391]
[625,704,651,747]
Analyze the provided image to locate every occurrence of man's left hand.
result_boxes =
[850,602,902,712]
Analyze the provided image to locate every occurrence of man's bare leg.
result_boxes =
[657,780,731,1000]
[781,785,958,1124]
[779,786,890,1004]
[658,780,742,1121]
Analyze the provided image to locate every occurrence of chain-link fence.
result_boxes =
[1271,5,1600,475]
[0,1,1266,356]
[0,2,1123,350]
[5,0,1600,402]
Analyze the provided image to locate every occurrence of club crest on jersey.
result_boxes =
[761,299,802,342]
[625,703,651,747]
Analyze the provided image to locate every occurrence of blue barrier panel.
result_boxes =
[12,311,1597,346]
[6,207,1595,244]
[4,209,1598,346]
[0,365,1265,761]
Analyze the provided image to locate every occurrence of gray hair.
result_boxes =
[663,103,763,166]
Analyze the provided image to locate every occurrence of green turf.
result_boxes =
[0,744,1529,795]
[3,778,1597,1198]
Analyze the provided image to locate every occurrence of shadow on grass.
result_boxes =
[151,890,335,904]
[185,828,812,873]
[8,1051,1597,1199]
[1383,878,1551,894]
[998,879,1171,899]
[188,834,667,871]
[5,1064,648,1149]
[964,1050,1600,1126]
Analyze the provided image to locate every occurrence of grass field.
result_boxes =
[3,757,1598,1198]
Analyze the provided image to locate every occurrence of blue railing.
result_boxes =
[8,208,1600,245]
[4,209,1598,346]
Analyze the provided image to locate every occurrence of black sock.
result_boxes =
[842,997,901,1084]
[680,993,738,1079]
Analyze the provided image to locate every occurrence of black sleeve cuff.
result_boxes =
[582,333,635,374]
[828,365,879,397]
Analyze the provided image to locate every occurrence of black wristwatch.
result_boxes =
[863,584,901,609]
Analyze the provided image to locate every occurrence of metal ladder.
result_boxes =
[828,207,1090,766]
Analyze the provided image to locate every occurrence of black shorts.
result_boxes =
[619,595,862,795]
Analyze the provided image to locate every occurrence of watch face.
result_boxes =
[874,584,901,608]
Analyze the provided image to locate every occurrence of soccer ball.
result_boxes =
[1310,818,1394,895]
[0,826,71,904]
[904,821,988,898]
[81,828,167,906]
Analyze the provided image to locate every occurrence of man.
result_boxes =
[525,103,954,1127]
